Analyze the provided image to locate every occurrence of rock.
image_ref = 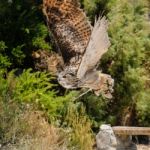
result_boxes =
[96,124,137,150]
[116,135,137,150]
[96,124,117,150]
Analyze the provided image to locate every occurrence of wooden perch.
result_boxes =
[112,126,150,135]
[96,125,149,150]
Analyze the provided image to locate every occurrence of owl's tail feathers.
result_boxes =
[94,73,114,99]
[77,71,114,99]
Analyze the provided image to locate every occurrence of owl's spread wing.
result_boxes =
[43,0,91,64]
[77,17,110,79]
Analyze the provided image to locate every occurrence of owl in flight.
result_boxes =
[42,0,114,98]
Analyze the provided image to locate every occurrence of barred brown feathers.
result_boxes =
[42,0,114,98]
[43,0,91,64]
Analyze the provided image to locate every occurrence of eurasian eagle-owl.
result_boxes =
[41,0,114,98]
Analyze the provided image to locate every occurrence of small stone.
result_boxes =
[96,124,117,150]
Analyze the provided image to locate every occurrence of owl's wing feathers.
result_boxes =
[77,17,111,79]
[43,0,91,64]
[66,0,81,7]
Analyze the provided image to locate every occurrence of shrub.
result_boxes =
[64,103,94,150]
[100,0,150,125]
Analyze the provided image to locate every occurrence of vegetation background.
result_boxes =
[0,0,149,149]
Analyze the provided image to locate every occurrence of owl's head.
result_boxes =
[57,69,78,89]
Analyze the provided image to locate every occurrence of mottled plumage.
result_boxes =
[42,0,114,98]
[43,0,91,65]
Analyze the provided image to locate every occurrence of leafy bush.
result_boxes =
[0,0,51,68]
[80,0,150,127]
[100,0,150,125]
[0,69,78,122]
[0,41,11,70]
[0,0,150,149]
[0,69,94,149]
[81,93,116,127]
[80,0,109,21]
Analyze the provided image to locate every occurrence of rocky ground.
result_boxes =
[137,144,150,150]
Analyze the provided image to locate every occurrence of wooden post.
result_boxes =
[112,126,150,135]
[96,125,150,150]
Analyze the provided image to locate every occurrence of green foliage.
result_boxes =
[13,69,79,121]
[81,93,116,126]
[0,41,11,70]
[81,0,97,17]
[136,90,150,126]
[0,69,77,122]
[100,0,150,125]
[32,24,52,50]
[0,0,51,68]
[65,103,94,150]
[72,0,150,128]
[12,45,26,65]
[0,0,150,148]
[0,68,91,148]
[0,100,26,145]
[12,69,54,102]
[0,69,81,125]
[0,41,7,51]
[80,0,109,21]
[0,70,26,144]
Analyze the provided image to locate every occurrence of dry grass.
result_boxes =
[65,104,94,150]
[1,109,68,150]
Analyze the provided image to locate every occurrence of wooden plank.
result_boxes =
[112,126,150,135]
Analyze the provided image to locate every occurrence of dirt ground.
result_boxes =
[137,144,150,150]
